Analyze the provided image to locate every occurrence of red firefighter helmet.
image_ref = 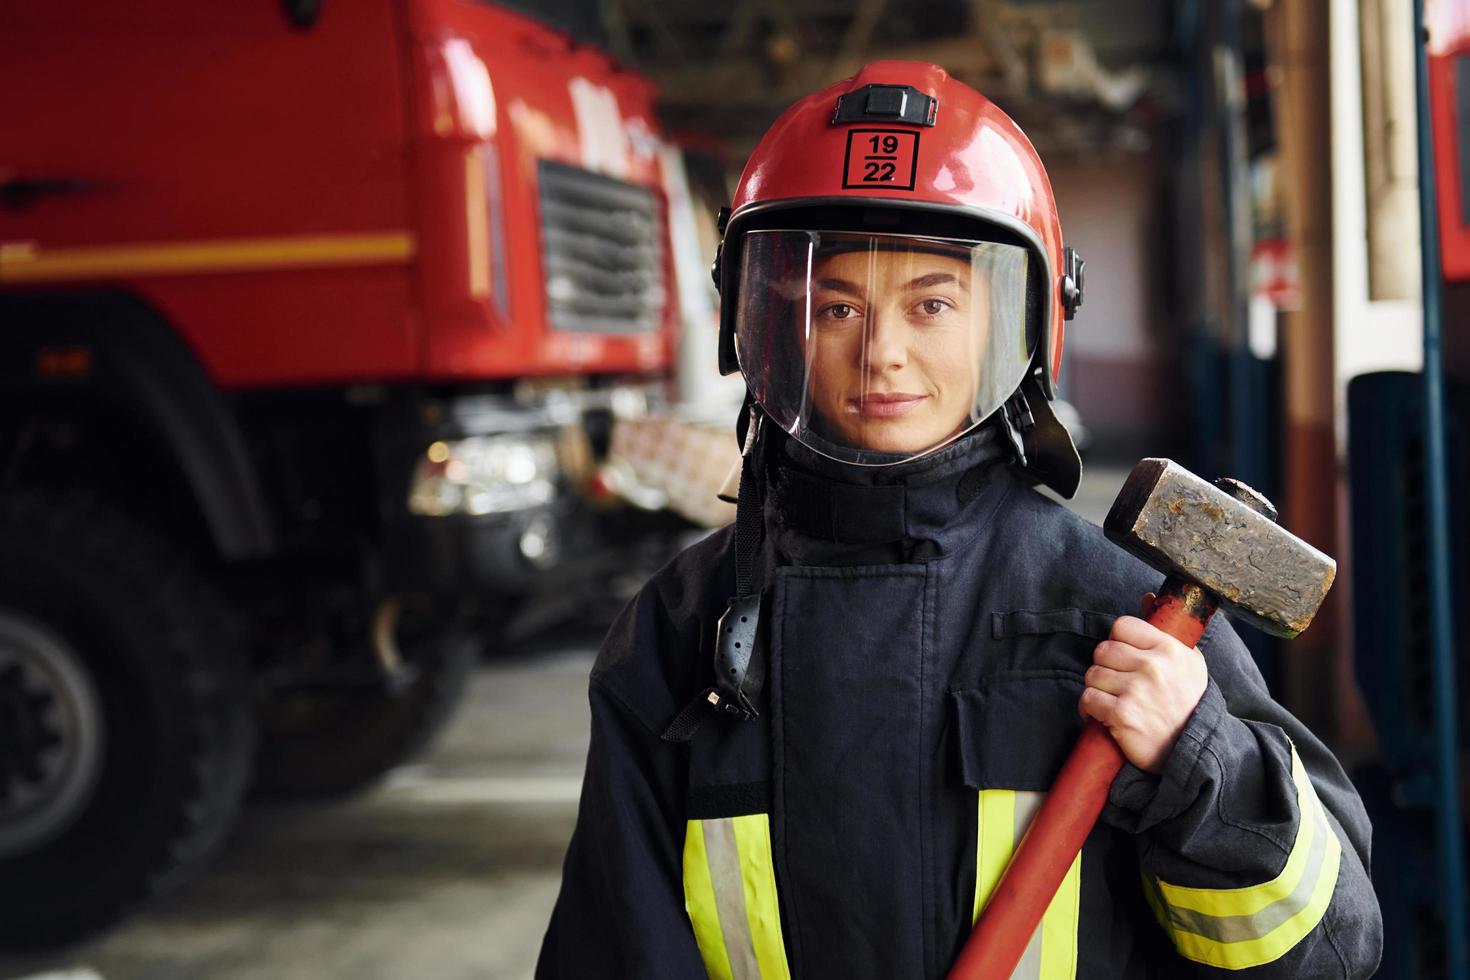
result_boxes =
[715,61,1084,477]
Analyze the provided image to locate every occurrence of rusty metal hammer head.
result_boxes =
[1103,458,1336,638]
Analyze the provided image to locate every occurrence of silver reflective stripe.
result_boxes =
[1011,792,1045,980]
[1164,803,1331,943]
[1014,921,1045,979]
[703,818,763,980]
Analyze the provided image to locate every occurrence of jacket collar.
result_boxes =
[765,422,1016,563]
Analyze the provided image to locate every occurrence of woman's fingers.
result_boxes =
[1109,614,1177,649]
[1093,639,1148,672]
[1078,685,1120,723]
[1084,663,1130,696]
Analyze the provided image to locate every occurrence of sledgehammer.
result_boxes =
[948,458,1335,980]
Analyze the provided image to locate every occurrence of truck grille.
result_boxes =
[538,160,665,334]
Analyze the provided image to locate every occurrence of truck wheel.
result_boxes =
[0,492,254,948]
[252,617,476,798]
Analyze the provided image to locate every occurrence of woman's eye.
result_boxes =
[916,298,952,316]
[820,303,857,320]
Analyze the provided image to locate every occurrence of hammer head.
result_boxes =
[1103,458,1336,638]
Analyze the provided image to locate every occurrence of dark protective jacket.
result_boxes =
[538,426,1383,979]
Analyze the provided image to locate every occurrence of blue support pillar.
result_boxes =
[1411,1,1469,976]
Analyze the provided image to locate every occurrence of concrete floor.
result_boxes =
[0,467,1128,980]
[0,644,599,980]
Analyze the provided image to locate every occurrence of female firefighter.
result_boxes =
[537,62,1382,979]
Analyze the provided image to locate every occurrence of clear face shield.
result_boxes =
[733,230,1034,466]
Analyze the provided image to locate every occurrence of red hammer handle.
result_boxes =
[947,577,1217,980]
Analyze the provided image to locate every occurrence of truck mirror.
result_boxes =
[283,0,321,28]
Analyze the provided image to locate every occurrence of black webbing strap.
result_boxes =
[731,422,761,599]
[660,688,721,743]
[662,407,766,743]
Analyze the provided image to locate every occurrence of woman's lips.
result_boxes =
[849,393,927,418]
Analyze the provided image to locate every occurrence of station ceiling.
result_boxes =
[597,0,1181,161]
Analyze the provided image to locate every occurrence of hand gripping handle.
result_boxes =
[946,576,1216,980]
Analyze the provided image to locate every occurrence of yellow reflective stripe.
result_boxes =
[0,232,415,283]
[1163,844,1340,969]
[684,818,735,980]
[975,789,1017,923]
[682,815,791,980]
[973,790,1080,980]
[731,814,792,980]
[1149,746,1343,970]
[1039,850,1082,979]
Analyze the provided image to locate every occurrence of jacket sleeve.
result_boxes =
[1101,618,1383,978]
[536,673,707,979]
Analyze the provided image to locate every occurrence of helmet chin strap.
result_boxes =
[662,398,769,742]
[999,374,1084,500]
[999,385,1036,468]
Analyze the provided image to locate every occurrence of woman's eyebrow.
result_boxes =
[814,277,863,294]
[903,272,968,291]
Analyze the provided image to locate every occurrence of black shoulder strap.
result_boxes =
[662,405,767,743]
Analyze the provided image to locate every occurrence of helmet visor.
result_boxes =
[734,230,1033,465]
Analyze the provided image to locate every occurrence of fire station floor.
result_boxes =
[0,468,1125,980]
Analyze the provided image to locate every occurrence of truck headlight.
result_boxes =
[408,435,560,516]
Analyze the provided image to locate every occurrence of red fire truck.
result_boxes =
[0,0,685,944]
[1430,0,1470,281]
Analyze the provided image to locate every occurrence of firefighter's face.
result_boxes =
[802,248,986,455]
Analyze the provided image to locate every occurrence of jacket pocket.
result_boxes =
[991,607,1114,642]
[951,669,1092,960]
[951,669,1088,791]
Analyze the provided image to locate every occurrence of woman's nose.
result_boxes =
[862,308,909,371]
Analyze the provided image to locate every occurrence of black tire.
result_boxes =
[251,617,476,799]
[0,491,255,949]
